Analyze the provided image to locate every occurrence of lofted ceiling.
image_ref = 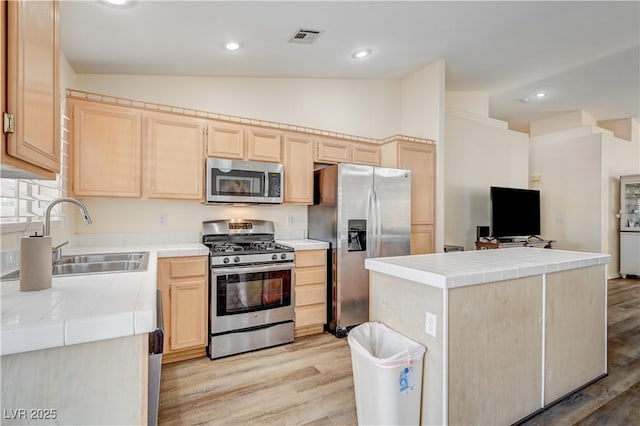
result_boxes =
[60,1,640,131]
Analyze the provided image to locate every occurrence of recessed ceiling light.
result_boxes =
[535,92,547,99]
[225,42,241,51]
[352,49,372,59]
[517,97,529,104]
[104,0,127,5]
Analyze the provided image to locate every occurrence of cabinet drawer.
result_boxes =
[295,250,326,268]
[296,267,325,286]
[169,257,207,279]
[295,304,326,328]
[296,284,326,306]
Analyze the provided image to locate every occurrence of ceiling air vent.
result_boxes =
[288,28,324,44]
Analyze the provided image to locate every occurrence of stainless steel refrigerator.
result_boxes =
[308,163,411,337]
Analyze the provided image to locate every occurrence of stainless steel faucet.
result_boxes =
[43,198,92,261]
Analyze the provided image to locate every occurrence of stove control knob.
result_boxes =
[223,257,230,264]
[234,256,241,263]
[280,253,287,260]
[272,254,278,260]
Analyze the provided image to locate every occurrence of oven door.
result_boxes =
[211,263,294,334]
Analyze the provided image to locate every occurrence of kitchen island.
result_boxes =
[365,247,610,426]
[0,243,208,425]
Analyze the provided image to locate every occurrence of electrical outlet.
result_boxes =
[159,213,167,225]
[425,312,437,337]
[285,215,293,225]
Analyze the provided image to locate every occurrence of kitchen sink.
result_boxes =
[58,252,148,264]
[0,251,150,280]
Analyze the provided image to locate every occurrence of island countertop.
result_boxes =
[365,247,610,289]
[0,243,209,356]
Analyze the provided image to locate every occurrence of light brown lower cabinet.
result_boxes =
[157,256,208,363]
[294,249,327,337]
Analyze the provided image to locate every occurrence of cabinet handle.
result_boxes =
[3,113,15,134]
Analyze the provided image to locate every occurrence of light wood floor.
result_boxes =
[159,277,640,425]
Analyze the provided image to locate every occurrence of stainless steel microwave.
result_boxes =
[205,158,284,204]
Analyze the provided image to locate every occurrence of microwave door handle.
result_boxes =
[264,171,269,197]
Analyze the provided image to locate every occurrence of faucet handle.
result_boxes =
[52,241,69,251]
[51,241,69,263]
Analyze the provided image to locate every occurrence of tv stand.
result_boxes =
[476,237,555,250]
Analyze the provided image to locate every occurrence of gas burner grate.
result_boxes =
[212,243,244,253]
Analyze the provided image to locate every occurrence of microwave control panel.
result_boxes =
[267,172,281,197]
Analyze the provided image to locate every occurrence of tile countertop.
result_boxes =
[0,243,209,356]
[365,247,611,289]
[277,239,330,250]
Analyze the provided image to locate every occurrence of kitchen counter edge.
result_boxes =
[0,243,209,356]
[365,247,611,289]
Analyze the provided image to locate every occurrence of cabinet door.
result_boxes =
[352,143,381,166]
[283,134,314,204]
[544,266,606,404]
[411,224,434,254]
[73,102,142,197]
[170,280,207,351]
[206,121,244,159]
[4,0,60,175]
[144,112,204,200]
[398,142,435,224]
[246,127,282,163]
[316,138,351,164]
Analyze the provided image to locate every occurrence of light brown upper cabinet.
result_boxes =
[382,140,436,254]
[398,142,436,225]
[71,101,142,198]
[246,127,282,163]
[1,0,60,179]
[206,121,244,159]
[284,134,314,204]
[315,138,351,164]
[144,112,205,200]
[351,142,381,166]
[315,137,380,166]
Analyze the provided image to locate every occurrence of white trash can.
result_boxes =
[348,322,426,426]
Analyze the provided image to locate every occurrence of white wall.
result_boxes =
[446,91,490,117]
[69,199,308,244]
[530,124,640,277]
[444,110,529,250]
[529,134,602,253]
[74,74,401,140]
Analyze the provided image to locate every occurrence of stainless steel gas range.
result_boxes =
[203,219,295,359]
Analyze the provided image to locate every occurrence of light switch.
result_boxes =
[159,213,167,225]
[425,312,437,337]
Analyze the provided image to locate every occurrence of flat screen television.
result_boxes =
[490,186,541,239]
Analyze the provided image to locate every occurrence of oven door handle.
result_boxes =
[212,262,295,275]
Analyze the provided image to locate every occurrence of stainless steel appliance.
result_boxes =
[309,163,411,337]
[203,219,295,359]
[206,158,284,204]
[148,289,164,426]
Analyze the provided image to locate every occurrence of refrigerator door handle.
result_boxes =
[366,188,374,258]
[374,188,382,257]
